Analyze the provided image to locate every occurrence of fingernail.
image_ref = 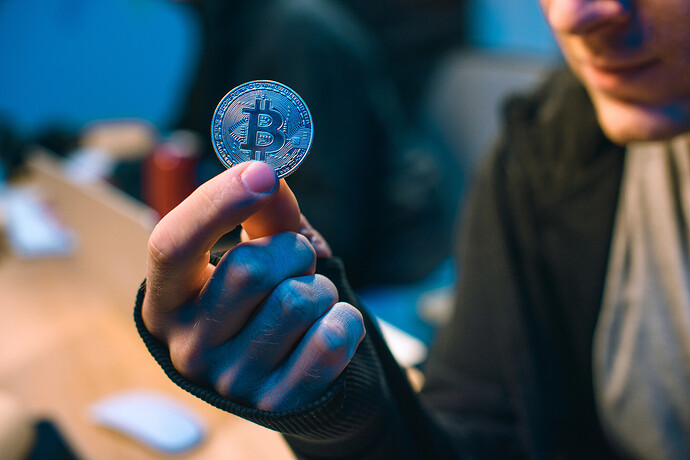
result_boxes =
[240,162,277,194]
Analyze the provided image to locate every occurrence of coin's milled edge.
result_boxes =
[210,80,314,178]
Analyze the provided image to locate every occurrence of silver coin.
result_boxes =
[211,80,313,178]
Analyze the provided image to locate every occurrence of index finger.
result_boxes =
[144,161,299,320]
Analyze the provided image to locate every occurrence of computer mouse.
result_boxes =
[90,390,206,454]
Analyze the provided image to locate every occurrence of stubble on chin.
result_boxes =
[591,92,690,145]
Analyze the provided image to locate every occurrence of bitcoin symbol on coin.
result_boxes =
[211,81,313,178]
[241,98,286,161]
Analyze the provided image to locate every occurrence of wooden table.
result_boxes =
[0,152,295,459]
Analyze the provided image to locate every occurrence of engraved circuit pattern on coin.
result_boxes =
[211,80,313,178]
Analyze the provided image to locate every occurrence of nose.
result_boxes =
[543,0,631,34]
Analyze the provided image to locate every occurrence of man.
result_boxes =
[135,0,690,458]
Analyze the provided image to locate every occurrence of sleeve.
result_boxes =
[418,143,531,458]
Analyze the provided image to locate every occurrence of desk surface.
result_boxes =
[0,153,295,459]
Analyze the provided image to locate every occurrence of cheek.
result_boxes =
[656,22,690,99]
[654,2,690,60]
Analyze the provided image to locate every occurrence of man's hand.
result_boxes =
[142,161,365,411]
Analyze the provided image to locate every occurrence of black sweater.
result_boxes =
[135,67,627,459]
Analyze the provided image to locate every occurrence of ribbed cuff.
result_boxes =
[133,256,390,449]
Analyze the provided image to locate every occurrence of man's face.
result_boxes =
[540,0,690,143]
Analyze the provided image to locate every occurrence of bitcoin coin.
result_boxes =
[211,80,313,178]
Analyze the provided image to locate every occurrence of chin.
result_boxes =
[599,118,688,144]
[592,95,690,145]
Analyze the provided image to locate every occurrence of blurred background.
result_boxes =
[0,0,557,134]
[0,0,560,458]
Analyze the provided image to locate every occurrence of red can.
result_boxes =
[143,130,200,219]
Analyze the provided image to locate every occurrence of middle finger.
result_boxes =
[229,273,339,374]
[192,231,317,346]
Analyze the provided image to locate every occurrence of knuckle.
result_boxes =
[297,233,319,265]
[313,274,339,302]
[274,275,338,323]
[214,365,241,398]
[254,378,283,411]
[215,363,263,408]
[276,280,315,322]
[169,336,210,381]
[223,233,318,290]
[294,232,315,254]
[255,397,280,412]
[225,245,273,288]
[314,318,352,356]
[302,362,325,382]
[147,224,181,271]
[196,182,225,219]
[275,232,317,268]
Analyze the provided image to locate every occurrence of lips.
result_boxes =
[588,55,659,73]
[575,51,661,97]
